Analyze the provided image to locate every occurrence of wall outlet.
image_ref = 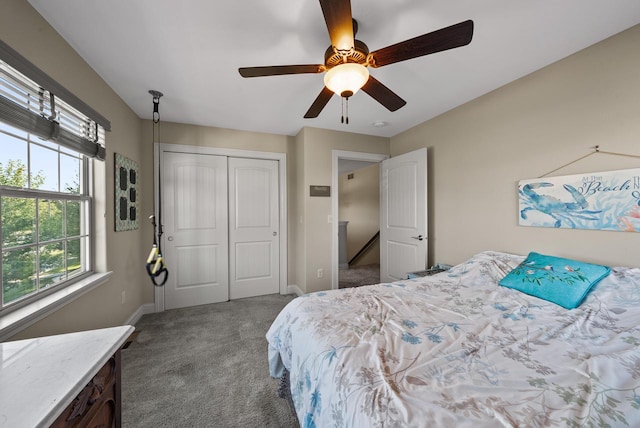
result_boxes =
[317,268,324,278]
[121,290,126,304]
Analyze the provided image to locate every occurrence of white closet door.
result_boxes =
[229,157,280,299]
[380,148,428,282]
[163,152,229,309]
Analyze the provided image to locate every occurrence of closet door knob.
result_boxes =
[167,236,174,241]
[272,231,278,236]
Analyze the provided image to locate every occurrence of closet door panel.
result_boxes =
[163,152,229,309]
[229,157,280,299]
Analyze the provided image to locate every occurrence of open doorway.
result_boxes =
[331,151,388,289]
[338,162,380,288]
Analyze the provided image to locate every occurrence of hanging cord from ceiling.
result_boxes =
[146,90,168,286]
[539,146,640,178]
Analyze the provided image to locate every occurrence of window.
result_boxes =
[0,41,109,314]
[0,123,92,308]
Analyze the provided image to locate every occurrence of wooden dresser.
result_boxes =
[0,325,134,428]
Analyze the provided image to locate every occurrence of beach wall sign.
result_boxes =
[518,168,640,232]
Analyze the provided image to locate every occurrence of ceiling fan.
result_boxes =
[238,0,473,120]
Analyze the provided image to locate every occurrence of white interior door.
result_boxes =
[229,157,280,299]
[380,148,428,282]
[163,152,229,309]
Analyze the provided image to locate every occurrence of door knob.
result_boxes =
[273,231,278,236]
[167,236,174,241]
[411,235,424,241]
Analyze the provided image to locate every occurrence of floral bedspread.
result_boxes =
[266,251,640,427]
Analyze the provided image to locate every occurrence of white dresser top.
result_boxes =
[0,325,134,428]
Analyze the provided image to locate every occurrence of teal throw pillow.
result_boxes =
[499,252,610,309]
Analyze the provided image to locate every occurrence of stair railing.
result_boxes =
[348,231,380,267]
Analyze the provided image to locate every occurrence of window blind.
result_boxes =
[0,40,108,160]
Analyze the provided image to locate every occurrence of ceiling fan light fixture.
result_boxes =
[324,63,369,98]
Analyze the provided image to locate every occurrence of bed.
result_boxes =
[266,251,640,427]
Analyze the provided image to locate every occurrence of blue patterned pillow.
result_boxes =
[499,252,610,309]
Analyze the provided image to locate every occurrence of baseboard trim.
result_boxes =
[286,284,304,297]
[125,303,155,326]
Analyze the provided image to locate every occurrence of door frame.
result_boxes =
[154,143,287,312]
[331,150,388,290]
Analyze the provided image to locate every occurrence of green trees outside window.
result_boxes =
[1,157,87,307]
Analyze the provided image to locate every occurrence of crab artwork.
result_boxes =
[518,169,640,232]
[519,182,602,228]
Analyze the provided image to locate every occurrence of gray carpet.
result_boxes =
[121,294,299,428]
[339,263,380,288]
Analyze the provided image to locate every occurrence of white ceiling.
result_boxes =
[28,0,640,138]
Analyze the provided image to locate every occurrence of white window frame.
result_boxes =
[0,128,93,312]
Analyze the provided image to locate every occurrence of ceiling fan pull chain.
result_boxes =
[340,97,350,124]
[345,97,349,124]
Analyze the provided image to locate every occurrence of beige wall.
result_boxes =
[339,164,380,266]
[293,129,306,289]
[391,24,640,268]
[144,121,292,153]
[3,0,147,339]
[287,136,299,286]
[299,127,389,292]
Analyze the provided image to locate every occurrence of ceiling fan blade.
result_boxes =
[369,20,474,68]
[304,87,334,118]
[361,76,406,112]
[319,0,355,51]
[239,65,324,78]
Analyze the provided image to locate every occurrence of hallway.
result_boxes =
[339,264,380,288]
